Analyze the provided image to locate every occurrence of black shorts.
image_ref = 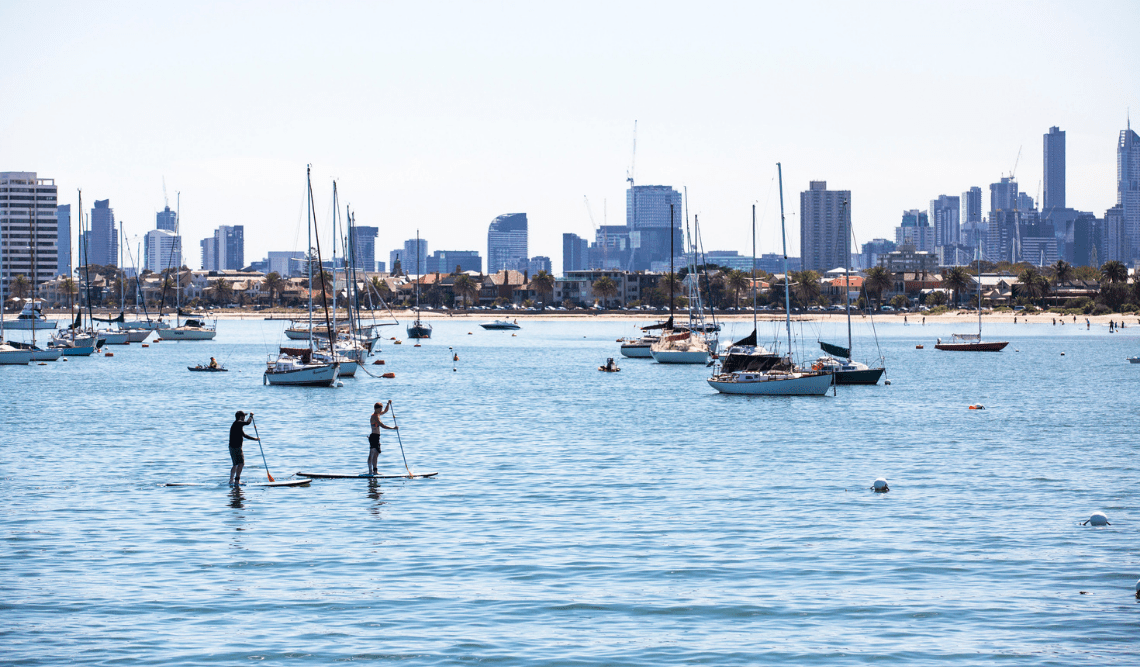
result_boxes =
[229,447,244,466]
[369,433,381,452]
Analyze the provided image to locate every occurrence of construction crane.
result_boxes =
[162,177,169,209]
[1010,145,1022,181]
[626,120,637,189]
[584,195,606,268]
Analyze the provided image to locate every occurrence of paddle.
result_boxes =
[387,400,413,478]
[250,415,275,482]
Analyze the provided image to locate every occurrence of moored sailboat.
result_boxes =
[935,249,1008,352]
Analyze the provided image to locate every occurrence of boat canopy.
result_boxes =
[731,329,757,348]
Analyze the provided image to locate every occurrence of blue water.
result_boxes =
[2,316,1138,665]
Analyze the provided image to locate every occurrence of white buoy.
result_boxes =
[1083,512,1109,526]
[872,477,889,492]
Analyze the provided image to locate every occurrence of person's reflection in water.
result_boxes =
[229,485,245,510]
[367,479,385,516]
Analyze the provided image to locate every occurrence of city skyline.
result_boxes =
[0,2,1136,276]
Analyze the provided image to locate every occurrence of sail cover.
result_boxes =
[92,312,125,323]
[820,341,849,358]
[641,316,674,331]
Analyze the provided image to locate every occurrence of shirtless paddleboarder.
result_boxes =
[229,410,259,486]
[369,401,399,475]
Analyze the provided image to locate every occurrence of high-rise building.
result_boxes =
[1072,214,1102,268]
[487,213,528,273]
[562,233,589,275]
[960,186,983,247]
[349,226,378,273]
[425,250,481,274]
[200,225,244,270]
[1104,205,1128,263]
[626,185,683,271]
[156,206,178,232]
[1044,126,1066,210]
[895,210,934,252]
[0,172,59,284]
[861,238,897,270]
[268,251,305,277]
[929,195,960,248]
[392,238,428,275]
[527,256,551,275]
[989,178,1019,214]
[56,203,71,277]
[144,228,182,272]
[88,199,118,267]
[589,226,631,270]
[799,181,851,272]
[1118,123,1140,259]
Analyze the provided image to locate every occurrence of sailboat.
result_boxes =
[708,165,832,396]
[935,249,1009,352]
[407,230,432,339]
[49,190,98,356]
[651,203,712,364]
[265,166,339,387]
[0,223,33,364]
[809,199,884,384]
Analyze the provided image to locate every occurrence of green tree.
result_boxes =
[9,274,30,300]
[210,278,235,305]
[864,266,892,310]
[452,273,478,308]
[1016,266,1049,306]
[1051,260,1073,287]
[890,294,909,310]
[1101,260,1128,284]
[791,270,821,308]
[726,270,750,309]
[924,290,948,306]
[529,270,555,307]
[941,266,972,308]
[60,277,78,311]
[591,276,620,308]
[263,271,285,305]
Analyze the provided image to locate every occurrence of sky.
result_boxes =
[2,1,1138,275]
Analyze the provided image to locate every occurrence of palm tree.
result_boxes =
[791,270,821,308]
[61,277,78,311]
[1101,260,1128,284]
[1016,266,1048,306]
[726,269,750,309]
[864,266,892,310]
[263,271,285,306]
[452,273,478,308]
[591,276,619,308]
[657,272,683,304]
[211,278,235,305]
[1051,260,1073,287]
[9,274,30,300]
[941,266,972,308]
[529,270,555,308]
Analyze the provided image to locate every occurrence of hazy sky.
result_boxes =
[2,1,1137,274]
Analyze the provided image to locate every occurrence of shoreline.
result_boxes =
[16,308,1139,325]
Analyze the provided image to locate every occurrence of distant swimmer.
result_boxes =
[209,357,219,369]
[229,410,259,486]
[368,401,399,475]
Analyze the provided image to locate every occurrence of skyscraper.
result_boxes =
[0,172,59,284]
[56,203,71,277]
[1044,126,1066,210]
[960,186,983,248]
[626,185,683,271]
[895,210,934,251]
[144,228,182,272]
[200,225,244,270]
[425,250,482,274]
[487,213,528,273]
[392,237,428,275]
[88,199,118,267]
[562,233,589,275]
[929,195,960,248]
[350,226,378,272]
[156,206,178,232]
[1118,123,1140,259]
[799,181,850,272]
[527,256,552,275]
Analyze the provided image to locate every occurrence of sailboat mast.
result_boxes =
[31,184,37,344]
[977,246,982,337]
[752,204,757,334]
[777,163,792,356]
[175,192,181,325]
[668,204,675,322]
[307,166,314,353]
[330,181,339,339]
[843,199,852,359]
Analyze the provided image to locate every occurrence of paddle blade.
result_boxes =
[267,472,275,482]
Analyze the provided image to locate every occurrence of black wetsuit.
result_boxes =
[229,418,255,465]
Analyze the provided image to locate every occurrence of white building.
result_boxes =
[1,171,59,284]
[145,228,182,272]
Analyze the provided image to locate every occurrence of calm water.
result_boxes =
[2,316,1138,665]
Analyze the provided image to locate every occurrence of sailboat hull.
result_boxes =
[0,348,33,364]
[162,328,217,341]
[5,320,58,330]
[708,372,832,395]
[407,324,432,339]
[832,367,885,385]
[651,348,709,364]
[264,363,339,386]
[99,331,130,345]
[934,341,1009,351]
[125,329,152,343]
[620,343,653,358]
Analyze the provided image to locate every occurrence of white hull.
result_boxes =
[30,347,63,361]
[708,372,832,396]
[162,327,217,340]
[98,331,130,345]
[651,348,709,364]
[120,320,170,331]
[125,329,152,343]
[0,347,33,364]
[264,362,339,387]
[337,361,358,377]
[4,320,58,330]
[620,344,653,358]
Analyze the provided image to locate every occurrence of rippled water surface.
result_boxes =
[2,316,1138,665]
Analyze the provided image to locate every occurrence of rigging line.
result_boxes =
[848,213,885,369]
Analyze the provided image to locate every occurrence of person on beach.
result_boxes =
[368,401,399,475]
[229,411,258,486]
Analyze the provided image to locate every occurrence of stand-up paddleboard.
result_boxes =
[296,471,438,479]
[161,478,312,487]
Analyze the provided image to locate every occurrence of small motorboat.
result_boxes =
[481,319,521,330]
[188,364,228,372]
[1128,357,1140,364]
[598,357,621,372]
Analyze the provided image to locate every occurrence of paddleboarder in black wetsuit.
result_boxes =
[368,401,398,475]
[229,411,259,486]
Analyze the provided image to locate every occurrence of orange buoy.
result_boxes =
[968,404,985,410]
[104,352,114,357]
[414,343,421,347]
[394,340,402,345]
[381,372,396,378]
[373,360,385,365]
[468,332,473,335]
[141,344,149,348]
[916,345,924,349]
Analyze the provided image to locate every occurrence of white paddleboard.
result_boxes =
[162,478,312,487]
[296,471,438,480]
